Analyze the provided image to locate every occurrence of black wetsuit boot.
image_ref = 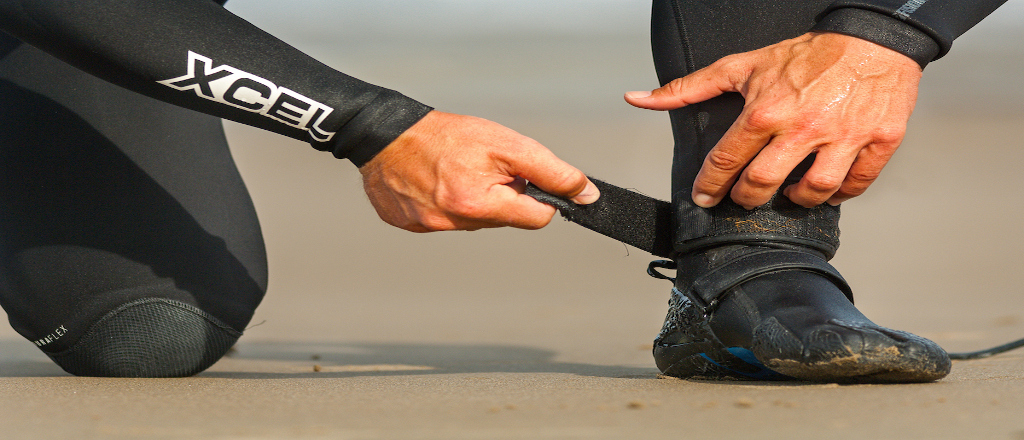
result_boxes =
[648,0,950,382]
[654,242,950,382]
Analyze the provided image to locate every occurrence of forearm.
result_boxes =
[0,0,430,165]
[813,0,1008,68]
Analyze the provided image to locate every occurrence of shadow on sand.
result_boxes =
[0,338,659,380]
[1,338,864,387]
[202,340,659,380]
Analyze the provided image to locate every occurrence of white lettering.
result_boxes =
[158,51,336,142]
[33,325,70,347]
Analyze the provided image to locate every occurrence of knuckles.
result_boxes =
[743,107,782,132]
[416,213,458,232]
[664,78,690,97]
[729,188,769,210]
[742,166,784,190]
[802,172,844,193]
[845,166,882,186]
[705,148,749,174]
[870,125,906,147]
[552,168,589,198]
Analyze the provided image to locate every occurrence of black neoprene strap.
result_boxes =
[525,178,840,260]
[524,179,675,258]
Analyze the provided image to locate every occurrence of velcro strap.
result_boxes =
[524,178,674,258]
[686,249,853,314]
[526,177,841,259]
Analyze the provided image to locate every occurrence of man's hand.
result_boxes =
[359,110,599,232]
[625,32,922,209]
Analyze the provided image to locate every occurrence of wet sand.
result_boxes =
[3,2,1024,438]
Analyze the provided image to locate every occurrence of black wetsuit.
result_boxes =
[0,0,1007,377]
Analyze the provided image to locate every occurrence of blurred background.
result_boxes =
[2,2,1024,438]
[3,0,1023,368]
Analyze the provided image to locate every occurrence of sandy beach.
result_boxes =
[3,1,1024,438]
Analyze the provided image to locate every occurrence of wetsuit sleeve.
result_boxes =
[0,0,432,166]
[812,0,1008,68]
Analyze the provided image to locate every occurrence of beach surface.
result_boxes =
[3,1,1024,438]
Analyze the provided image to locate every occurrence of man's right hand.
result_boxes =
[359,110,599,232]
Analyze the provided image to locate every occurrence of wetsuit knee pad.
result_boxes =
[45,298,241,378]
[1,246,264,378]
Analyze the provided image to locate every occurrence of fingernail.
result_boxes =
[571,181,600,204]
[624,91,652,100]
[692,192,716,208]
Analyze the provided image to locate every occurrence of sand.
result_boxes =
[2,2,1024,438]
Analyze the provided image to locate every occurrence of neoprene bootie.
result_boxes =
[525,171,952,383]
[525,178,951,382]
[652,242,951,382]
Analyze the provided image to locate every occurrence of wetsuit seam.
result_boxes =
[669,0,706,152]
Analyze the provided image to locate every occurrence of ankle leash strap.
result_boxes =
[525,177,840,259]
[524,178,675,258]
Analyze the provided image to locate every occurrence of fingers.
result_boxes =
[690,112,774,208]
[695,122,903,210]
[443,140,595,230]
[729,140,826,210]
[717,139,896,210]
[380,186,558,232]
[624,58,744,111]
[360,110,594,232]
[505,176,529,194]
[825,142,899,206]
[503,140,600,205]
[780,147,858,208]
[482,191,560,230]
[779,124,901,207]
[696,123,898,209]
[446,183,560,231]
[419,192,559,232]
[444,151,579,230]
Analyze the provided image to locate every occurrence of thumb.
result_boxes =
[624,62,741,111]
[509,146,600,205]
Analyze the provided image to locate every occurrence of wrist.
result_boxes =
[333,90,433,168]
[808,32,922,77]
[812,7,939,69]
